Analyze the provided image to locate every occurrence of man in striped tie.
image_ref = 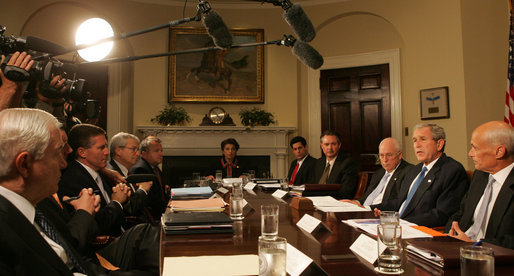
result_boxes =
[287,136,316,186]
[447,121,514,249]
[372,124,469,227]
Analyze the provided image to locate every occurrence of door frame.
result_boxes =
[307,49,402,157]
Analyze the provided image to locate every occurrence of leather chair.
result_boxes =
[353,172,368,200]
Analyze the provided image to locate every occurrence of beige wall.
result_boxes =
[0,0,509,169]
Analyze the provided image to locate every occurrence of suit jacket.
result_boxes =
[0,194,75,275]
[130,158,169,220]
[446,168,514,249]
[287,155,316,185]
[36,197,99,256]
[358,159,413,205]
[372,153,469,227]
[313,153,359,199]
[210,156,245,178]
[58,160,146,236]
[107,159,125,176]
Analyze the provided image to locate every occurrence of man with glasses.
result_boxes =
[107,132,141,178]
[343,137,412,207]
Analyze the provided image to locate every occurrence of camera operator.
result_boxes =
[0,51,33,110]
[32,74,67,123]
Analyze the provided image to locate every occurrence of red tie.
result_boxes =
[289,163,299,185]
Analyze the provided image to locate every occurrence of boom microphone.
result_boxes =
[246,0,315,42]
[198,1,233,48]
[25,36,66,55]
[283,3,316,42]
[281,35,323,69]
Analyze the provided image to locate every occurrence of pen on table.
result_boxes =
[473,240,483,246]
[62,190,100,203]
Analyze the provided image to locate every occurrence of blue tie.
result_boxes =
[399,166,428,216]
[363,172,391,206]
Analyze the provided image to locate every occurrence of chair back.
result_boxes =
[353,172,368,199]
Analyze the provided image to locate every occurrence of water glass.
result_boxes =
[232,181,243,197]
[460,246,494,276]
[376,224,403,274]
[248,170,256,180]
[380,211,399,225]
[280,178,289,191]
[258,236,286,276]
[261,204,279,240]
[215,170,223,188]
[230,194,244,220]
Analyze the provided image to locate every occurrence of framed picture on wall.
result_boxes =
[420,86,450,120]
[168,27,264,103]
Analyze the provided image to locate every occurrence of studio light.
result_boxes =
[75,18,114,62]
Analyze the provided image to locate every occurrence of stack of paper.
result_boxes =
[342,219,433,239]
[170,186,213,199]
[306,196,371,212]
[162,212,233,235]
[169,198,227,212]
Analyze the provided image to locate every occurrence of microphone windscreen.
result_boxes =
[25,36,66,55]
[125,174,157,183]
[202,11,233,49]
[283,4,316,42]
[292,40,324,69]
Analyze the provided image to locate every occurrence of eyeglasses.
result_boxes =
[379,152,399,159]
[120,146,139,153]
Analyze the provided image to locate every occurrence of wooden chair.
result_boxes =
[353,172,368,200]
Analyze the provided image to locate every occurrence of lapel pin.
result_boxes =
[428,179,432,183]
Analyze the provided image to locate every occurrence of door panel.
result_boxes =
[321,64,391,173]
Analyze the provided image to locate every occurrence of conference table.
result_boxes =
[160,189,512,275]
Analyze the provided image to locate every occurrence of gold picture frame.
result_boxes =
[169,27,264,103]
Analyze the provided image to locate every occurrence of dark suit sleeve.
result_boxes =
[122,189,148,216]
[335,157,359,199]
[66,209,99,253]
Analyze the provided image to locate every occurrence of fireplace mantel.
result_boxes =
[137,126,296,178]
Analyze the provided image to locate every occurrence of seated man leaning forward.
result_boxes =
[58,124,148,236]
[372,123,469,227]
[447,121,514,249]
[343,137,412,207]
[313,130,358,199]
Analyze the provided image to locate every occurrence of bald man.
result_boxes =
[344,138,412,207]
[447,121,514,249]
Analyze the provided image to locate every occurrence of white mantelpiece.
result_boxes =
[137,126,296,178]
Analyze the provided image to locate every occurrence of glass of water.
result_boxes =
[215,170,223,188]
[376,224,403,274]
[258,236,286,276]
[460,246,494,276]
[261,204,279,240]
[380,211,399,225]
[230,194,244,220]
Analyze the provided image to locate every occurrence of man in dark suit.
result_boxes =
[58,124,148,236]
[130,136,169,220]
[313,130,358,199]
[344,137,412,207]
[287,136,316,185]
[0,108,94,275]
[372,123,469,227]
[447,121,514,249]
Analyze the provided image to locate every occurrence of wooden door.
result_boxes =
[320,64,391,173]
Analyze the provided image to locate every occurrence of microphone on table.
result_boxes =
[198,0,233,49]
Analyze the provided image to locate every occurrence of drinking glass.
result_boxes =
[248,170,256,180]
[261,204,279,240]
[460,246,494,276]
[258,236,286,276]
[376,224,403,274]
[380,211,399,225]
[215,170,223,188]
[230,194,244,220]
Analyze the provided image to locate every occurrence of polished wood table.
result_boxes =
[160,189,512,275]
